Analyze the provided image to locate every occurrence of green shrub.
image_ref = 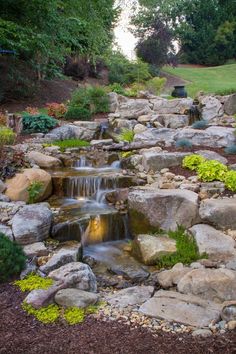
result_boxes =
[175,139,193,149]
[224,170,236,192]
[225,145,236,155]
[156,226,206,268]
[107,83,126,95]
[0,233,26,282]
[65,107,91,121]
[124,82,146,97]
[191,120,208,130]
[197,160,228,182]
[0,126,16,147]
[69,86,109,116]
[117,128,134,143]
[22,114,57,133]
[27,182,43,204]
[182,154,206,171]
[14,274,53,291]
[45,139,90,152]
[145,77,166,95]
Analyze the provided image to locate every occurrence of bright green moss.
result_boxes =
[14,274,53,292]
[63,307,85,325]
[22,302,60,324]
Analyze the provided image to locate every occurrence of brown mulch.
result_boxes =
[0,283,236,354]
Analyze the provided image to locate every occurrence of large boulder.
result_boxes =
[189,224,236,258]
[152,114,189,129]
[139,290,221,327]
[128,188,200,232]
[12,204,53,245]
[55,288,99,308]
[199,198,236,230]
[132,234,176,265]
[45,123,98,142]
[23,242,48,258]
[5,169,52,203]
[199,96,224,121]
[142,151,190,172]
[118,98,152,119]
[40,243,82,274]
[134,128,176,145]
[27,151,62,169]
[196,150,228,165]
[0,224,13,240]
[177,268,236,302]
[105,286,154,308]
[150,97,193,114]
[224,94,236,116]
[48,262,97,292]
[25,281,66,309]
[175,127,235,148]
[157,263,193,288]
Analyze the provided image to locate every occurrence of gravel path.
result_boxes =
[1,284,236,354]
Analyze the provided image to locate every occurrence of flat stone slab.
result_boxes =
[106,286,154,308]
[23,242,49,258]
[139,290,221,327]
[142,152,190,172]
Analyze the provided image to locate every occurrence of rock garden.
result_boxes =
[1,88,236,353]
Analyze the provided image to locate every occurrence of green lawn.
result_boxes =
[163,64,236,98]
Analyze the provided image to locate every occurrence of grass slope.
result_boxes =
[163,64,236,97]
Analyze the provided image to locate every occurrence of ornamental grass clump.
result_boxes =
[175,139,193,149]
[182,154,206,171]
[197,160,228,182]
[225,145,236,155]
[0,233,26,282]
[0,126,16,147]
[117,128,135,143]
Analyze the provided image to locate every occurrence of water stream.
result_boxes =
[50,156,130,247]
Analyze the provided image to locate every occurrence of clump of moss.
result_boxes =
[14,274,53,292]
[63,307,85,325]
[156,226,207,268]
[43,139,90,152]
[22,302,60,324]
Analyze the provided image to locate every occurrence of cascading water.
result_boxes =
[51,156,131,246]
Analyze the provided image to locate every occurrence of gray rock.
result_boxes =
[12,204,53,245]
[150,97,193,114]
[23,242,49,258]
[106,286,154,308]
[189,224,235,258]
[196,150,228,165]
[0,180,6,193]
[27,151,62,169]
[199,96,224,121]
[199,198,236,230]
[48,262,97,292]
[46,125,76,141]
[159,114,189,129]
[135,128,175,145]
[0,194,10,202]
[109,260,150,282]
[55,288,99,308]
[192,329,213,337]
[157,263,192,288]
[0,224,13,240]
[142,152,190,172]
[108,92,119,113]
[177,268,236,302]
[139,290,221,327]
[226,259,236,271]
[25,281,66,309]
[118,98,152,119]
[128,188,199,232]
[40,244,82,274]
[132,234,176,266]
[224,93,236,115]
[20,257,38,279]
[221,301,236,321]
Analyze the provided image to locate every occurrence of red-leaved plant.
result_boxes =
[25,107,39,115]
[46,103,67,118]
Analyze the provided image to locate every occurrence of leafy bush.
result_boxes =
[182,154,206,171]
[124,83,146,97]
[65,107,91,121]
[157,226,206,268]
[22,114,57,133]
[117,129,135,143]
[45,139,90,152]
[69,86,109,116]
[107,83,126,95]
[105,51,151,85]
[27,182,43,204]
[46,103,67,118]
[145,77,166,95]
[191,120,208,130]
[0,126,16,147]
[22,303,60,324]
[225,145,236,155]
[175,139,193,149]
[197,160,228,182]
[14,274,53,291]
[0,233,26,282]
[224,170,236,192]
